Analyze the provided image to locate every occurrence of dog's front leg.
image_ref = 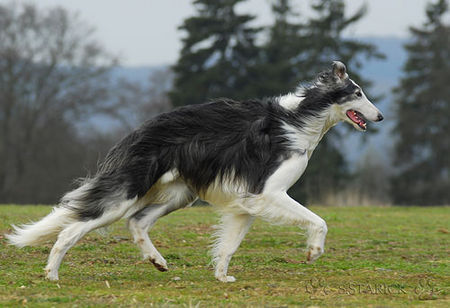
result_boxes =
[211,213,254,282]
[244,192,327,263]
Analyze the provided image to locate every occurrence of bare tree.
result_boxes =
[0,3,117,203]
[111,68,174,132]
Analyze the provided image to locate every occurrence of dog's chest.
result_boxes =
[282,123,324,159]
[264,153,309,193]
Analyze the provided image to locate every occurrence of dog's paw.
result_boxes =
[149,258,168,272]
[216,275,236,283]
[143,253,169,272]
[45,268,59,281]
[306,246,324,263]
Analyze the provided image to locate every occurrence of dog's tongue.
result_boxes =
[346,110,360,123]
[346,110,367,130]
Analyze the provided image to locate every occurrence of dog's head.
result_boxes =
[315,61,383,131]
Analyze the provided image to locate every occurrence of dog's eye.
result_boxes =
[355,91,362,97]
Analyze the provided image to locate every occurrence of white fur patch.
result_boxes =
[278,93,303,110]
[200,170,248,208]
[282,114,338,158]
[263,153,309,192]
[159,169,179,184]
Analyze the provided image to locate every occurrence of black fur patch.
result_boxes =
[101,99,292,199]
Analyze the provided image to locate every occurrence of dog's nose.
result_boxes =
[376,113,384,122]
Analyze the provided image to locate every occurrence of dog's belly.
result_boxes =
[199,176,247,208]
[134,152,308,210]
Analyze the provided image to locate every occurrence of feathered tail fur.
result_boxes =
[5,180,101,247]
[5,206,76,247]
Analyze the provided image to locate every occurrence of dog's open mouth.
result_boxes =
[346,110,367,130]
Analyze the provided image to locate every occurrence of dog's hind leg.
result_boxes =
[45,197,137,281]
[128,183,196,271]
[212,212,254,282]
[128,203,178,271]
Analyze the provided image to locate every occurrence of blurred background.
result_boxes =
[0,0,448,206]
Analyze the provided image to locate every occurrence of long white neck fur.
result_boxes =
[278,93,340,158]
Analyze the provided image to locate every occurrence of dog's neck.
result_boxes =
[278,94,340,158]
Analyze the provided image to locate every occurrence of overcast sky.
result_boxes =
[6,0,440,66]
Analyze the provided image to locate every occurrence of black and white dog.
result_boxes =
[7,61,383,282]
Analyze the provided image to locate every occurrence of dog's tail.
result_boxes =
[5,176,125,248]
[5,206,76,248]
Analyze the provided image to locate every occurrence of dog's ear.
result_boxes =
[317,71,330,84]
[332,61,347,80]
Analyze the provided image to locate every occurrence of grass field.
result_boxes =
[0,205,448,307]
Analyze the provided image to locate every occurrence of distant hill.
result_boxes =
[360,36,407,82]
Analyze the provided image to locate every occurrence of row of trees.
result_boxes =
[0,0,448,205]
[392,0,450,205]
[171,0,384,105]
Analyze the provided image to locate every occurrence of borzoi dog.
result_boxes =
[6,61,383,282]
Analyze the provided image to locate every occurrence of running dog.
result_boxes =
[6,61,383,282]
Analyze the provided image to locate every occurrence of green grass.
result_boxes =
[0,205,449,307]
